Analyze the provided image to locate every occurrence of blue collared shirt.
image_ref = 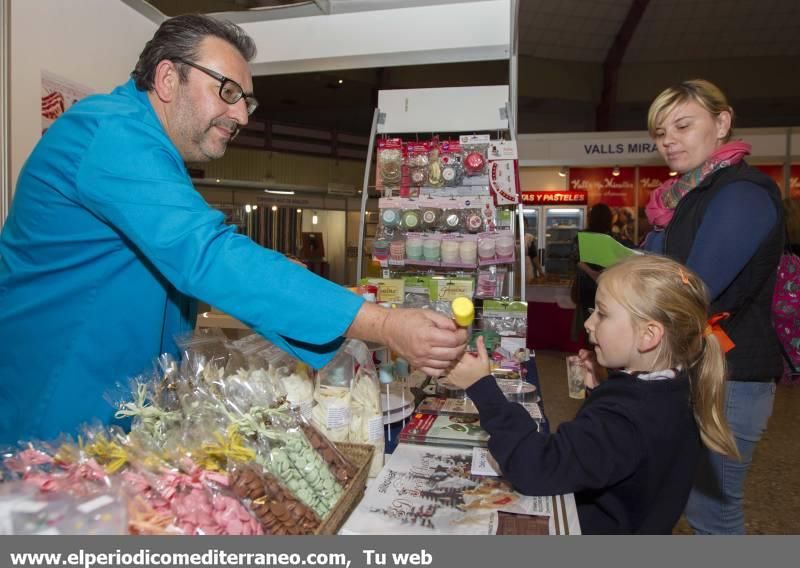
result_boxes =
[0,79,363,443]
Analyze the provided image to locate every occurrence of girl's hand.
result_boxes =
[443,336,491,390]
[577,348,605,388]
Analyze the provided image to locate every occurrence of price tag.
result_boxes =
[368,415,384,442]
[471,447,500,476]
[326,405,351,430]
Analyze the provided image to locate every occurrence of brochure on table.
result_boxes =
[340,443,581,535]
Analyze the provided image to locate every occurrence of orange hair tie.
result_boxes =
[678,267,690,285]
[704,312,735,353]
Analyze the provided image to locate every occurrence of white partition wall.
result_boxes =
[241,0,511,76]
[8,0,156,192]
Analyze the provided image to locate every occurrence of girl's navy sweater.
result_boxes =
[466,369,702,534]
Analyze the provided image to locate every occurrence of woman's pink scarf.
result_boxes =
[645,140,751,228]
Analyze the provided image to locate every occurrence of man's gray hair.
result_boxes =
[131,14,256,91]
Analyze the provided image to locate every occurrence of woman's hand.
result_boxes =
[443,336,491,390]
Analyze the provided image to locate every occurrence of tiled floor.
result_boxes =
[533,350,800,535]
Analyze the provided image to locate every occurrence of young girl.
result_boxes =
[446,255,739,534]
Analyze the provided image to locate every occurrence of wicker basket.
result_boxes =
[314,442,375,535]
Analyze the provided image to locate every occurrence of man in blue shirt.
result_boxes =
[0,15,467,444]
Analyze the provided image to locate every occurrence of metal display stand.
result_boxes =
[355,85,526,301]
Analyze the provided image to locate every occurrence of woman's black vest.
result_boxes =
[664,162,785,381]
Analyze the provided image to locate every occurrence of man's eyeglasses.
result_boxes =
[175,58,259,116]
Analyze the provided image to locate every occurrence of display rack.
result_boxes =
[355,85,527,301]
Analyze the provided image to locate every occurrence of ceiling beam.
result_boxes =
[595,0,650,131]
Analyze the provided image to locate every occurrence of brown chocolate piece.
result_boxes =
[299,423,358,485]
[230,467,321,535]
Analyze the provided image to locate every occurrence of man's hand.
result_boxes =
[381,308,468,377]
[346,303,468,377]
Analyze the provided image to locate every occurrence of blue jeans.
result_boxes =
[685,380,776,534]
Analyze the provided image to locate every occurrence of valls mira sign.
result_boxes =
[583,142,659,155]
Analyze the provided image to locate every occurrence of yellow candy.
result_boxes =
[451,297,474,327]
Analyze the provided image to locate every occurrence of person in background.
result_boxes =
[571,203,634,338]
[446,255,739,534]
[644,79,785,534]
[0,15,467,445]
[524,232,544,283]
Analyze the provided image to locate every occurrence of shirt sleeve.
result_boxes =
[685,181,777,300]
[466,376,643,496]
[74,116,363,368]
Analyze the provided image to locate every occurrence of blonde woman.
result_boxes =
[643,80,785,534]
[446,255,738,534]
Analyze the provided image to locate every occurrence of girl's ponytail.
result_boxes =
[691,332,740,460]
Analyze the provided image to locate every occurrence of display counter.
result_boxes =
[526,282,587,353]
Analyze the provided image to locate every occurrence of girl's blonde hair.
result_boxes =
[598,255,740,460]
[647,79,734,142]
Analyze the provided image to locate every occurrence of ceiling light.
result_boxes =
[252,205,258,211]
[215,179,221,183]
[264,189,295,195]
[558,166,568,177]
[669,171,678,177]
[312,211,319,225]
[338,79,343,84]
[612,166,621,177]
[297,209,302,213]
[271,205,278,212]
[245,204,252,213]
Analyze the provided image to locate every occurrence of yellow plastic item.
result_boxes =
[451,297,475,327]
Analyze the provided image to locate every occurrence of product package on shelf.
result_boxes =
[359,277,405,305]
[376,138,406,196]
[477,230,516,266]
[476,266,508,299]
[406,141,430,190]
[403,276,432,308]
[438,140,464,188]
[481,300,528,337]
[487,139,520,206]
[460,134,491,180]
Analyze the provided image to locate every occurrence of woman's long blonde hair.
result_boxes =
[647,79,734,142]
[599,255,740,459]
